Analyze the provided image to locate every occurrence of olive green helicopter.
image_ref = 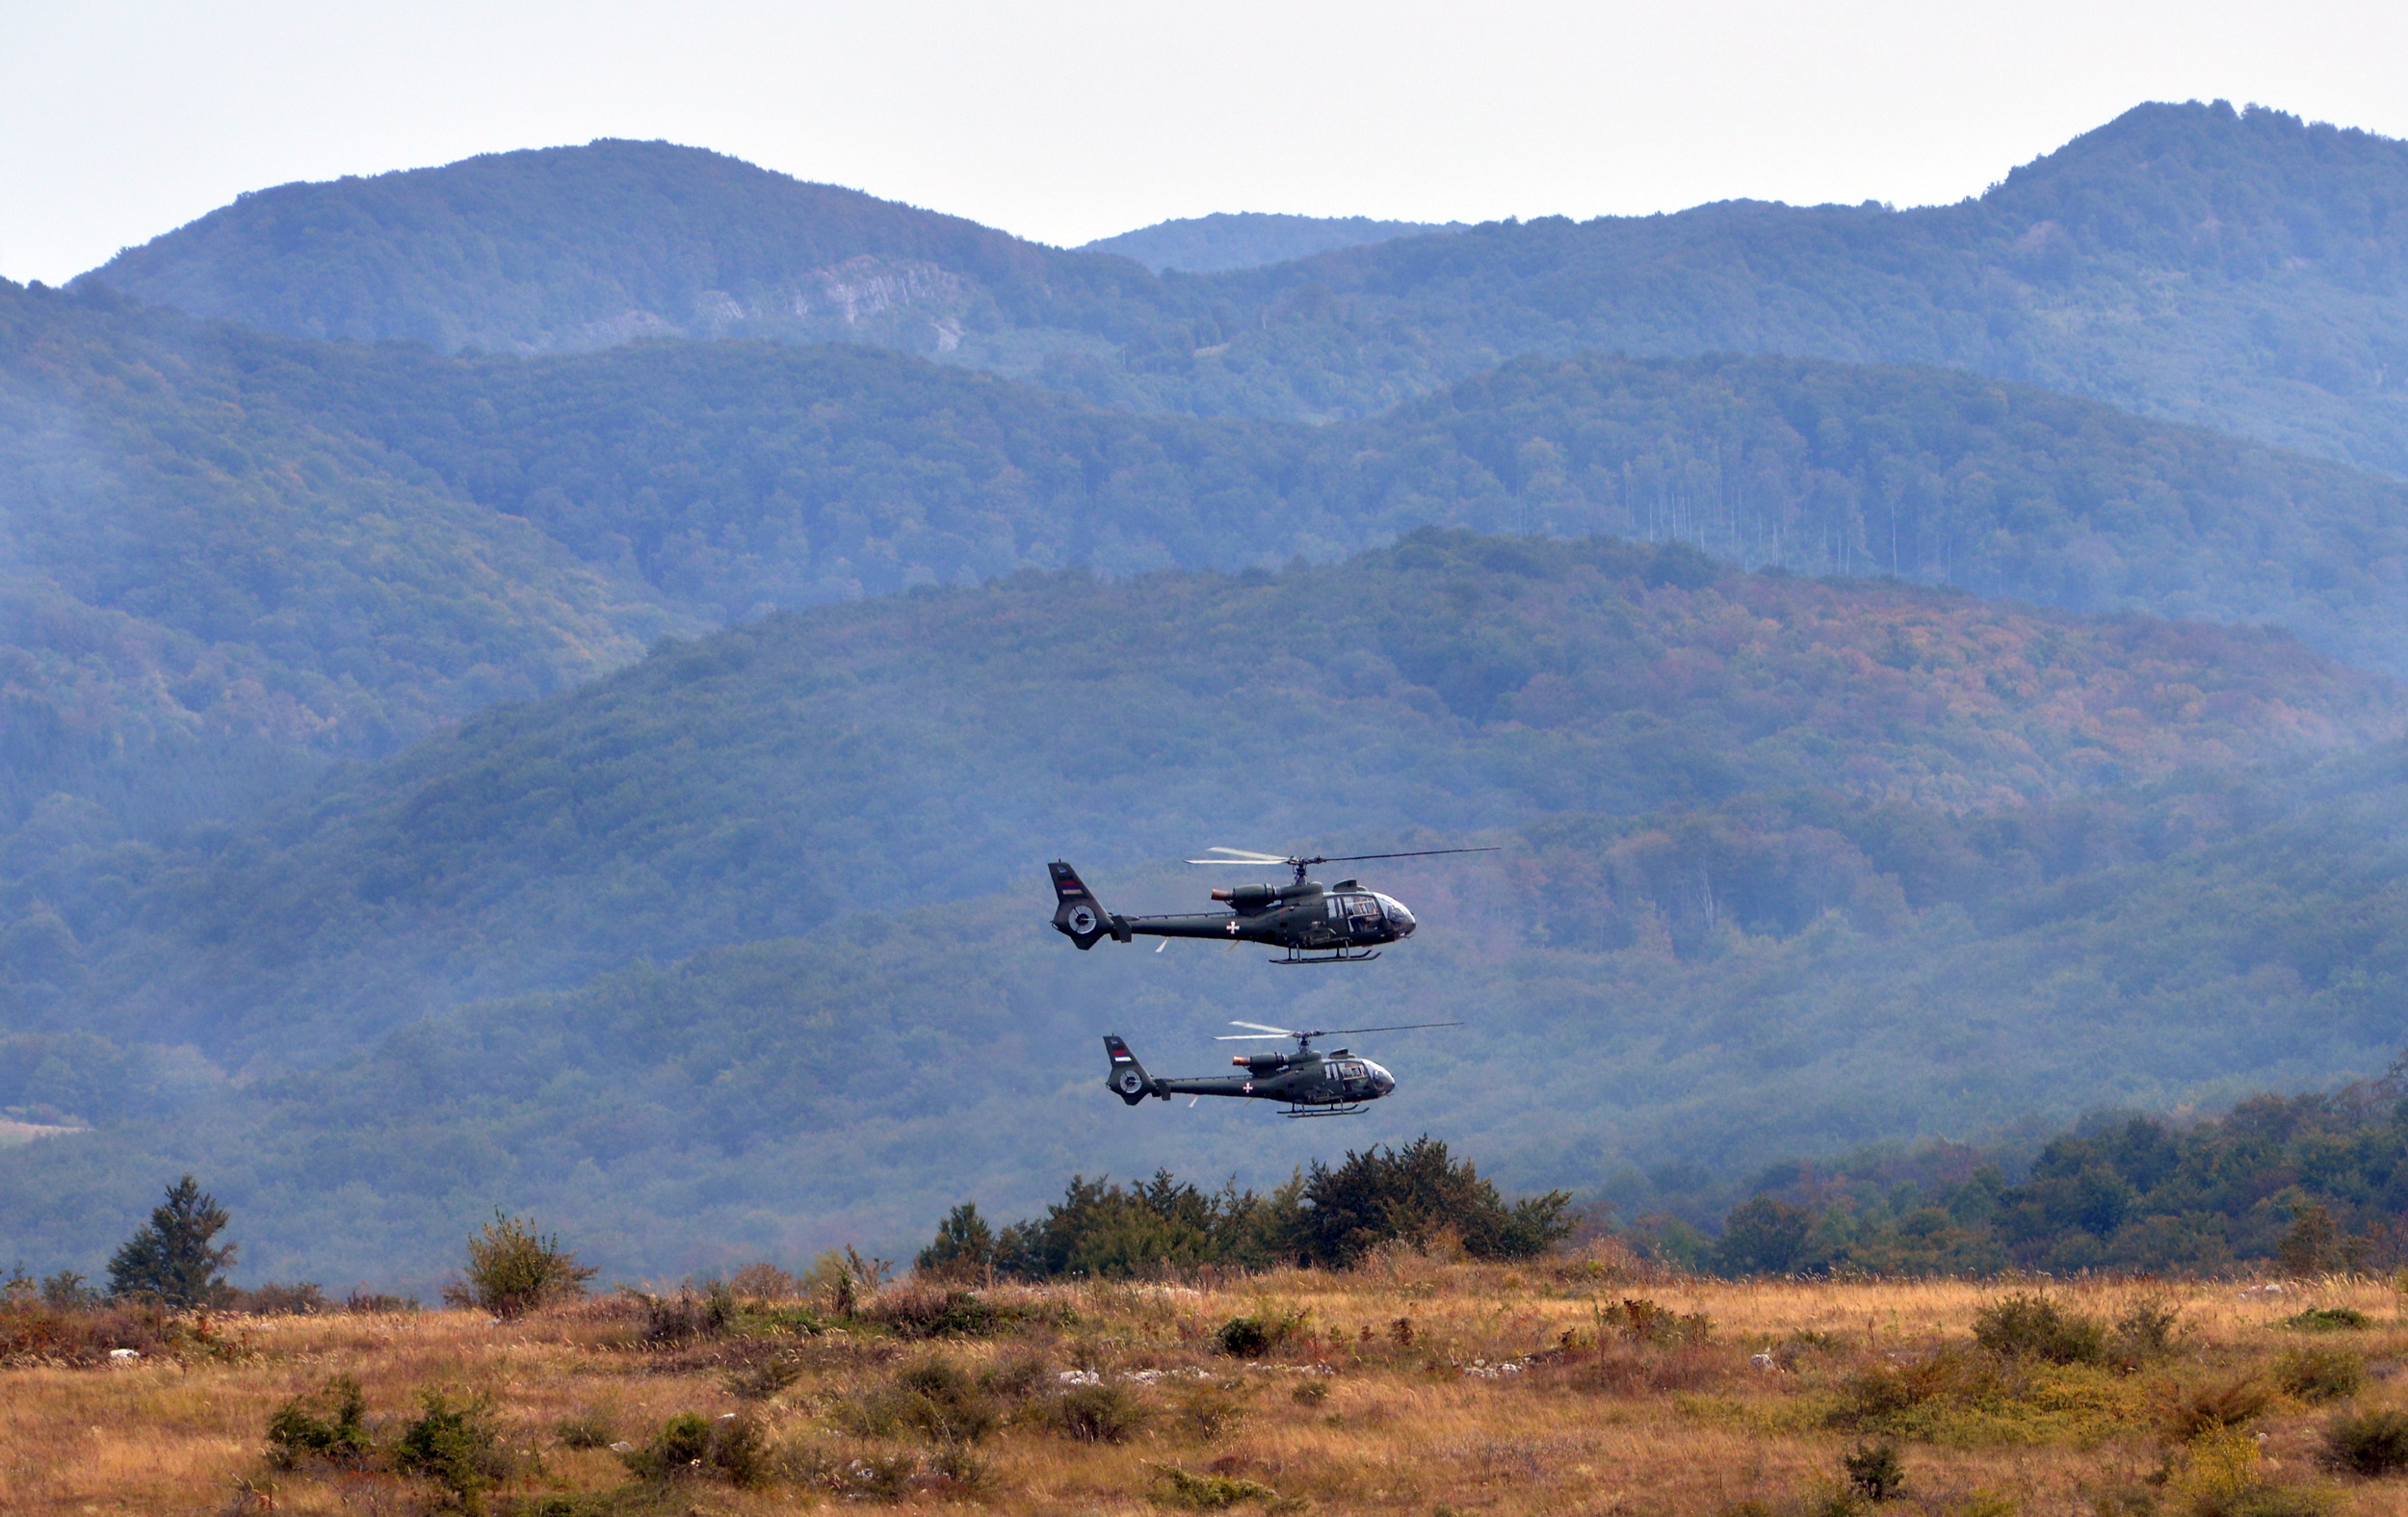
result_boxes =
[1048,846,1495,964]
[1103,1020,1461,1117]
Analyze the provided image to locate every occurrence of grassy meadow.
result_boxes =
[12,1258,2408,1516]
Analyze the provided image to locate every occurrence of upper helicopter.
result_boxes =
[1048,846,1495,964]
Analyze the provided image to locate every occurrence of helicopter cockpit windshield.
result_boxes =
[1375,893,1416,935]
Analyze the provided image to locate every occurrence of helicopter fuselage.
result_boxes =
[1104,1034,1395,1115]
[1052,863,1416,963]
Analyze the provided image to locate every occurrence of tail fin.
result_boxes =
[1103,1035,1160,1104]
[1050,860,1122,949]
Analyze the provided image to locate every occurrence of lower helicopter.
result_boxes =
[1102,1020,1459,1117]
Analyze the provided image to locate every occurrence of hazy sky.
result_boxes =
[4,0,2404,283]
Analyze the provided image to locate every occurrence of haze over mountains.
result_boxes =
[82,102,2408,476]
[8,536,2407,1281]
[12,98,2408,1284]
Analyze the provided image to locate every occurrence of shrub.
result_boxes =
[1153,1464,1282,1509]
[106,1175,236,1307]
[1971,1295,2107,1365]
[1050,1381,1146,1443]
[39,1271,97,1309]
[619,1411,763,1484]
[394,1392,509,1511]
[266,1375,373,1468]
[0,1299,171,1367]
[802,1246,891,1318]
[1171,1382,1255,1440]
[2276,1345,2366,1404]
[724,1351,805,1401]
[1844,1441,1906,1502]
[728,1262,802,1299]
[554,1409,616,1450]
[629,1282,736,1346]
[236,1282,327,1316]
[1217,1309,1307,1359]
[862,1282,1018,1338]
[2113,1295,2186,1360]
[2160,1376,2277,1441]
[345,1290,419,1313]
[2325,1407,2408,1476]
[442,1212,596,1321]
[2284,1307,2371,1332]
[1606,1297,1714,1347]
[888,1360,1000,1444]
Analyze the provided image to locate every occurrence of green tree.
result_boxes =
[1714,1196,1818,1275]
[916,1202,995,1281]
[106,1173,236,1306]
[1295,1137,1572,1266]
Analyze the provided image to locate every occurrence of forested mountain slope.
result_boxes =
[83,103,2408,476]
[10,534,2393,1067]
[17,273,2408,881]
[0,281,687,846]
[65,278,2408,670]
[13,730,2408,1285]
[80,140,1164,364]
[1079,213,1463,273]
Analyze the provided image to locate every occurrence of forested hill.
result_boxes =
[13,587,2408,1281]
[80,103,2408,477]
[13,532,2395,1068]
[80,140,1163,361]
[19,272,2408,880]
[1079,213,1464,273]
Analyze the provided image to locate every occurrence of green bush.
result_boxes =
[2324,1407,2408,1476]
[2283,1307,2371,1332]
[265,1375,373,1468]
[2275,1346,2366,1404]
[554,1408,616,1450]
[394,1392,509,1511]
[1971,1295,2107,1365]
[2112,1295,2186,1360]
[888,1360,1000,1444]
[442,1212,596,1321]
[1843,1441,1906,1502]
[618,1411,763,1484]
[1153,1464,1281,1509]
[1216,1309,1307,1360]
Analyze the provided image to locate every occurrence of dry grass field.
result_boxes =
[10,1257,2408,1517]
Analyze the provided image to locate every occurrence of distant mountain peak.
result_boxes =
[1080,211,1466,273]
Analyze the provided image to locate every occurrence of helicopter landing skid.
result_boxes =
[1271,948,1381,965]
[1283,1103,1370,1118]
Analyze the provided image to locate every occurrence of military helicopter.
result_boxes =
[1049,846,1495,964]
[1103,1020,1460,1117]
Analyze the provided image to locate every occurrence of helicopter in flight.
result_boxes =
[1103,1020,1460,1117]
[1049,846,1496,964]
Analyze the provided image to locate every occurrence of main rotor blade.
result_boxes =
[1214,1034,1291,1041]
[1307,848,1503,866]
[1186,860,1282,866]
[1203,847,1288,861]
[1306,1021,1467,1037]
[1226,1020,1296,1034]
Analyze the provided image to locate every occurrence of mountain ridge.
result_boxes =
[76,102,2408,478]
